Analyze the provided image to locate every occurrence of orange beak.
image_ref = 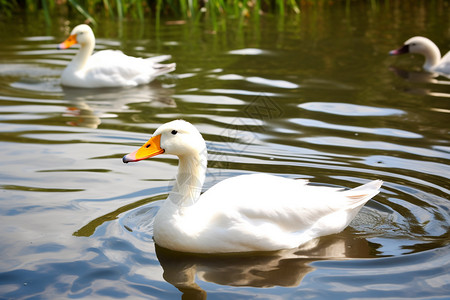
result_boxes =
[122,134,164,163]
[58,34,77,50]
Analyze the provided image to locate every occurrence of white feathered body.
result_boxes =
[432,51,450,75]
[61,51,175,88]
[391,36,450,77]
[59,24,175,88]
[123,120,383,254]
[154,173,382,253]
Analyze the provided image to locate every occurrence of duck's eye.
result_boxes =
[171,130,178,135]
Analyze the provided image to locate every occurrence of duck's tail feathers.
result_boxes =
[145,55,176,76]
[152,62,176,76]
[146,54,173,64]
[343,179,383,208]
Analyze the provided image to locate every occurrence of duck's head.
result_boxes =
[123,120,207,163]
[389,36,437,56]
[58,24,95,50]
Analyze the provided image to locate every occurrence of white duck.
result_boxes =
[389,36,450,76]
[58,24,176,88]
[123,120,382,253]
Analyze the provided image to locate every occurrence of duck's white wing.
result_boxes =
[190,174,381,252]
[441,51,450,63]
[434,51,450,75]
[434,51,450,78]
[84,50,175,87]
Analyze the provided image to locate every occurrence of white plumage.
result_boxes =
[123,120,382,253]
[390,36,450,77]
[58,24,175,88]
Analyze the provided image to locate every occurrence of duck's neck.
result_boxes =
[423,44,441,71]
[168,149,207,207]
[69,41,94,71]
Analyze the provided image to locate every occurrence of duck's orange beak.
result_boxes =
[58,34,77,50]
[122,134,164,163]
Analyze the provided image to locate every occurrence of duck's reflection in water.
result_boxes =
[6,73,175,128]
[155,234,372,299]
[389,66,450,99]
[62,81,176,128]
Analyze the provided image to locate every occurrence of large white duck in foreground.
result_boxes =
[58,24,176,88]
[123,120,383,253]
[389,36,450,77]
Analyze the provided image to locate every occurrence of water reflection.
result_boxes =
[1,3,450,299]
[389,66,450,98]
[62,82,175,128]
[211,73,300,89]
[155,235,373,299]
[4,63,176,128]
[83,199,382,299]
[2,45,178,123]
[298,102,404,117]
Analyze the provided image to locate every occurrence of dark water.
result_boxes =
[1,2,449,299]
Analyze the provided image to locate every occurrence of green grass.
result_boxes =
[0,0,304,26]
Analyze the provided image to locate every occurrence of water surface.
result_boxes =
[0,2,449,299]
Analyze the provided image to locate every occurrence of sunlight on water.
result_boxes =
[228,48,269,55]
[0,2,449,299]
[298,102,405,116]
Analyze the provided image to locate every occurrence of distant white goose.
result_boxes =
[123,120,383,254]
[390,36,450,76]
[58,24,175,88]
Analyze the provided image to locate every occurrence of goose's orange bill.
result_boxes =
[58,34,77,50]
[122,134,164,163]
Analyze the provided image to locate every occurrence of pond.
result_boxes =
[0,2,449,299]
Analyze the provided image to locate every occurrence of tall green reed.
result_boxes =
[1,0,303,27]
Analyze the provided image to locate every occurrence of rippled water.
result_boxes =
[1,2,450,299]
